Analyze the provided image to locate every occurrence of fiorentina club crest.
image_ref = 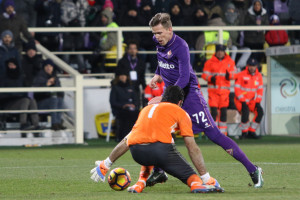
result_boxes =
[167,50,172,58]
[226,149,233,156]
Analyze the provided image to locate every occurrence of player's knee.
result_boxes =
[205,126,224,143]
[220,107,227,122]
[210,107,218,121]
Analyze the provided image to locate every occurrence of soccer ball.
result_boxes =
[108,167,131,191]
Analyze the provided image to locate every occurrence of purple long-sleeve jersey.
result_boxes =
[154,34,199,90]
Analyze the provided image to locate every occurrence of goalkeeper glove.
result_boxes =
[90,160,109,182]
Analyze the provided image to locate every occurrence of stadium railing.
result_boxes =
[29,25,300,59]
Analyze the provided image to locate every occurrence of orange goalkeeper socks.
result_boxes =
[138,165,154,182]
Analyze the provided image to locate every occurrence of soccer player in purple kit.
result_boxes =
[90,13,264,193]
[143,13,263,189]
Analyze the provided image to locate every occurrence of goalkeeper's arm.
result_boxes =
[109,136,130,162]
[90,136,130,182]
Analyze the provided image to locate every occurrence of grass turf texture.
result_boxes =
[0,136,300,200]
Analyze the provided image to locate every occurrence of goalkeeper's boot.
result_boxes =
[127,180,146,193]
[250,166,264,188]
[96,160,109,181]
[146,170,168,187]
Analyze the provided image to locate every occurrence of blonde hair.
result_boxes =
[149,13,172,29]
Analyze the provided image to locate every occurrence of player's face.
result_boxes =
[152,24,173,46]
[248,65,257,74]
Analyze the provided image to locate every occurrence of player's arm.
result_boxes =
[184,136,207,175]
[109,137,130,162]
[175,44,190,88]
[148,96,162,105]
[178,109,206,175]
[90,136,130,182]
[149,74,162,89]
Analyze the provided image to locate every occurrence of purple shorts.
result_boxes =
[182,87,217,134]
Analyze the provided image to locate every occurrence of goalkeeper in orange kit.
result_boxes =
[90,86,224,193]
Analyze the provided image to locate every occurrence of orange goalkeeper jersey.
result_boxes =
[127,102,193,146]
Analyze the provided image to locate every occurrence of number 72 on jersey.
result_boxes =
[192,111,208,124]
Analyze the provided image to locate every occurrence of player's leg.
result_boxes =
[128,143,165,193]
[146,166,168,187]
[127,165,153,193]
[205,112,264,187]
[184,88,263,187]
[158,143,224,193]
[145,138,219,188]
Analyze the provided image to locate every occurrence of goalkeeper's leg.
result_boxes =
[146,167,168,187]
[127,166,153,193]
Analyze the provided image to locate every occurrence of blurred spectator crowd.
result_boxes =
[0,0,299,74]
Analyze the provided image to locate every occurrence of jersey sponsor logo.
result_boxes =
[158,61,175,69]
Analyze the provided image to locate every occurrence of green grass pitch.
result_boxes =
[0,136,300,200]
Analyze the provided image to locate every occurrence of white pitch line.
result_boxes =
[206,162,300,165]
[0,162,299,169]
